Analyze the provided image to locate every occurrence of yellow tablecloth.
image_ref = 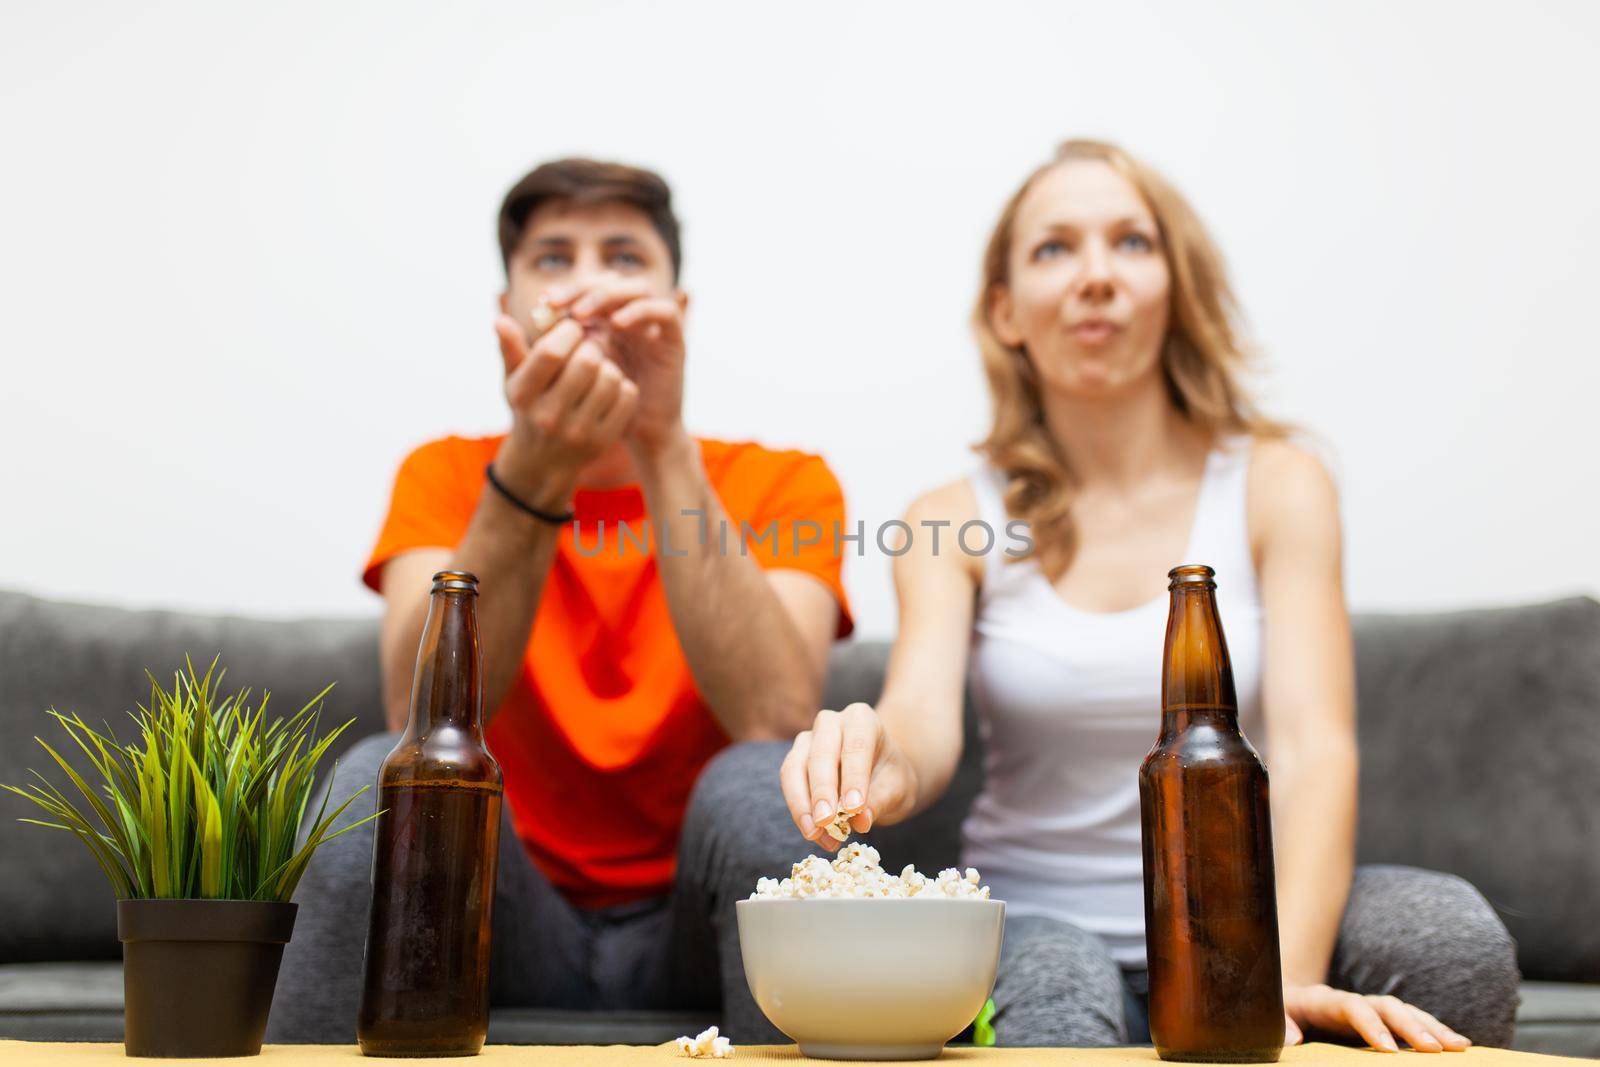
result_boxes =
[0,1043,1591,1066]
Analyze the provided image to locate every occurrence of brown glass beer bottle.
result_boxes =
[358,571,502,1057]
[1140,564,1284,1063]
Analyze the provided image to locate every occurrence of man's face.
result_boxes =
[501,198,678,342]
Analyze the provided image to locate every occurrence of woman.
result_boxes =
[777,141,1519,1048]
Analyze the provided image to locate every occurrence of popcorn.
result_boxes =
[822,806,855,842]
[820,797,879,844]
[529,298,566,337]
[750,843,991,900]
[675,1025,733,1058]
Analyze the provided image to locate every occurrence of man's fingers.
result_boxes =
[530,315,585,357]
[610,297,684,347]
[1372,997,1442,1053]
[596,379,639,439]
[495,315,530,375]
[1284,1013,1303,1047]
[507,319,584,407]
[573,362,624,426]
[805,710,843,830]
[568,279,655,319]
[779,732,816,840]
[543,339,606,409]
[836,703,878,816]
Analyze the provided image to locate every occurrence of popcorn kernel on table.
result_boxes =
[675,1024,733,1058]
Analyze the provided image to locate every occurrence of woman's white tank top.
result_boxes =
[961,437,1264,967]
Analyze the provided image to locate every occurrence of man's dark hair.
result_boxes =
[497,158,682,281]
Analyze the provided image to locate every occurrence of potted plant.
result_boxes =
[2,657,377,1057]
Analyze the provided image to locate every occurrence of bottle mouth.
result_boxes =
[1167,563,1216,589]
[431,570,480,594]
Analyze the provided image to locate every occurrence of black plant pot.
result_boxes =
[117,898,298,1058]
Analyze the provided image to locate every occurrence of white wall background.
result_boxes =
[3,0,1597,638]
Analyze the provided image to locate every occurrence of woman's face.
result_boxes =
[992,160,1171,397]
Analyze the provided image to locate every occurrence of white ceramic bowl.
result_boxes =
[735,897,1005,1060]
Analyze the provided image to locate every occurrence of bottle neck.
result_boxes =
[405,589,484,737]
[1160,584,1238,730]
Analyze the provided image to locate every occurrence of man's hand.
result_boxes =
[1283,983,1471,1052]
[546,280,686,456]
[491,312,638,506]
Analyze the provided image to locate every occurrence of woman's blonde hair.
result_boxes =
[973,139,1285,579]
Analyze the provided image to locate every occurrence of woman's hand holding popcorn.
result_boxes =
[780,703,920,851]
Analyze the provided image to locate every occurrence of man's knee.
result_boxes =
[291,731,396,889]
[687,742,789,828]
[326,731,399,796]
[681,741,812,874]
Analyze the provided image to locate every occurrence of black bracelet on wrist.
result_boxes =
[484,464,575,525]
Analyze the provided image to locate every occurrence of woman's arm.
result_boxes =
[1252,440,1467,1052]
[779,482,981,846]
[1253,440,1358,989]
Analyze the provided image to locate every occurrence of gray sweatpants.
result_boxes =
[269,738,1520,1047]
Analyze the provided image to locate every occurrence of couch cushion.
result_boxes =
[489,1008,719,1046]
[1351,598,1600,983]
[1511,982,1600,1058]
[0,961,717,1045]
[2,962,1593,1053]
[0,590,384,963]
[0,961,123,1042]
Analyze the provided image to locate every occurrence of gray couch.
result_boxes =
[1,588,1597,1055]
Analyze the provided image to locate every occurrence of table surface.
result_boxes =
[2,1043,1592,1065]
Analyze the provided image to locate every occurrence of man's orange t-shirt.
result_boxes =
[363,435,853,909]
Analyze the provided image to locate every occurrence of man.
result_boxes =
[269,159,851,1041]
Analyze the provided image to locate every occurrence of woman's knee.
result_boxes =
[994,916,1126,1045]
[1337,865,1520,1045]
[1341,866,1517,972]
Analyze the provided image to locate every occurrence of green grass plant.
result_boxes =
[2,656,377,901]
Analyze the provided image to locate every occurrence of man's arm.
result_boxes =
[376,313,637,730]
[635,428,840,742]
[375,486,563,731]
[549,280,842,742]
